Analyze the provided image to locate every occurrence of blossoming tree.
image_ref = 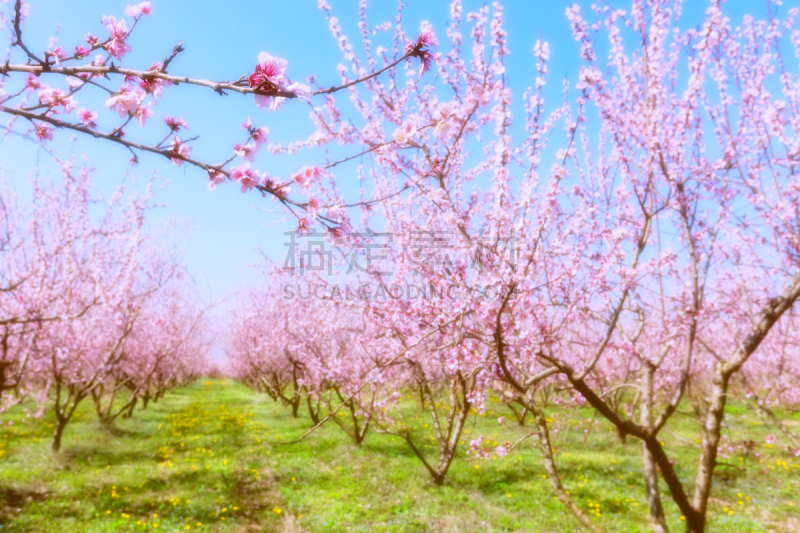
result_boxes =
[275,1,800,532]
[0,155,209,450]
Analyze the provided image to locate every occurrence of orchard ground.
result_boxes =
[1,380,799,533]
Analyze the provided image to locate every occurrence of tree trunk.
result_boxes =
[430,383,470,485]
[52,417,67,452]
[509,404,528,426]
[524,397,606,533]
[123,395,138,419]
[688,368,729,533]
[142,391,151,410]
[351,404,364,446]
[306,395,320,424]
[641,365,669,533]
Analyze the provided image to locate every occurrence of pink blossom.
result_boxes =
[329,224,349,242]
[85,32,99,46]
[297,217,313,233]
[251,126,269,148]
[26,75,42,90]
[102,16,128,40]
[258,172,276,188]
[49,46,67,64]
[249,53,288,91]
[164,115,188,132]
[326,205,347,224]
[35,124,54,141]
[469,438,483,453]
[74,45,91,59]
[433,101,452,122]
[291,165,327,192]
[261,82,311,111]
[393,123,417,145]
[255,93,285,112]
[433,119,451,139]
[38,88,78,114]
[105,87,145,117]
[230,163,259,192]
[306,196,321,215]
[74,72,94,88]
[67,76,89,88]
[233,142,257,162]
[138,64,172,97]
[168,137,192,166]
[250,53,290,111]
[466,391,487,414]
[765,434,776,445]
[497,416,505,425]
[138,77,171,98]
[77,108,98,129]
[133,103,154,127]
[405,30,438,79]
[287,81,312,100]
[102,16,131,59]
[259,175,287,199]
[105,39,132,60]
[207,169,226,191]
[415,30,438,49]
[533,39,551,61]
[125,1,153,18]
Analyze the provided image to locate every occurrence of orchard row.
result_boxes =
[3,1,800,532]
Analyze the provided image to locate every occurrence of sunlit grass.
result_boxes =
[0,380,798,532]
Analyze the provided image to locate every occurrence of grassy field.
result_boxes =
[0,380,799,532]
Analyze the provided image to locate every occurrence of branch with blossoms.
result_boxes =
[0,0,440,230]
[0,103,307,211]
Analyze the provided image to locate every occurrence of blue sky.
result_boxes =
[1,0,765,315]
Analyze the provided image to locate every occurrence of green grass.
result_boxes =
[1,380,799,532]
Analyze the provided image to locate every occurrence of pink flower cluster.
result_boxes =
[405,30,438,79]
[168,137,192,166]
[291,165,328,193]
[124,1,153,18]
[248,53,311,111]
[102,16,131,59]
